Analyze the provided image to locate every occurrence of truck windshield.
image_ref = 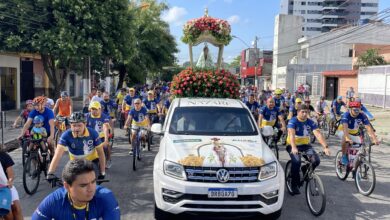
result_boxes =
[169,107,258,136]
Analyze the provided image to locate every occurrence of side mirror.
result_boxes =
[151,123,163,135]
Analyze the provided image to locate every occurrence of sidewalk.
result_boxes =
[0,99,84,151]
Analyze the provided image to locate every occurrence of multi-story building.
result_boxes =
[280,0,379,36]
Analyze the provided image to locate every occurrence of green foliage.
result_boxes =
[229,55,241,68]
[357,48,387,67]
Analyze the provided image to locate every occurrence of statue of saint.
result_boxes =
[196,44,214,69]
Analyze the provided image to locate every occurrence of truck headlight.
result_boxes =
[259,161,277,181]
[163,160,187,180]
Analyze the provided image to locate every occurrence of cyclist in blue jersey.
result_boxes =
[287,105,330,195]
[86,101,112,168]
[331,96,346,118]
[143,90,160,124]
[122,88,139,113]
[258,98,286,141]
[100,92,117,136]
[124,98,150,153]
[245,94,260,121]
[47,112,106,181]
[336,101,379,165]
[33,159,120,220]
[19,96,55,157]
[273,88,286,110]
[287,98,303,120]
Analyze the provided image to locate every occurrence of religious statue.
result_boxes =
[196,44,214,69]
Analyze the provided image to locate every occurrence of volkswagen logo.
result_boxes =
[216,169,230,183]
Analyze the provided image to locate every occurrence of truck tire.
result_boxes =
[154,204,176,220]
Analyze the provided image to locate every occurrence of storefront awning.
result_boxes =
[322,70,357,77]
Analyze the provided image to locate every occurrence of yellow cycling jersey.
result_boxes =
[117,93,125,105]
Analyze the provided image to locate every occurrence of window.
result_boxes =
[362,3,378,7]
[301,1,306,5]
[169,107,258,136]
[348,49,353,57]
[301,10,306,14]
[296,76,306,90]
[301,48,308,59]
[302,27,305,31]
[312,76,319,96]
[361,12,376,15]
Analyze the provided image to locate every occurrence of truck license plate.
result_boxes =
[208,188,238,198]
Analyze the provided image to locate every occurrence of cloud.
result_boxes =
[227,15,240,24]
[162,6,188,26]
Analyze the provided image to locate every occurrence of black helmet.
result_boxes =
[69,112,86,123]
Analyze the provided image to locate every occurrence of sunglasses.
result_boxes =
[352,108,360,113]
[134,103,141,105]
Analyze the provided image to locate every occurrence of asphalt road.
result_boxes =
[11,127,390,220]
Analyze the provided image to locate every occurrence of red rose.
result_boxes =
[177,89,182,94]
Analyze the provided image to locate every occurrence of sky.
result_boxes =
[160,0,390,65]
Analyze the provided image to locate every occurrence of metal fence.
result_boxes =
[358,65,390,108]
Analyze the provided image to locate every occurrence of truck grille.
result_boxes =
[184,166,260,183]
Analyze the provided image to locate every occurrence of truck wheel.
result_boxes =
[265,208,282,219]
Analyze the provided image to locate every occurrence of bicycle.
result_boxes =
[54,116,68,146]
[327,114,341,139]
[335,127,376,196]
[262,127,279,160]
[23,138,50,195]
[49,176,109,188]
[285,152,326,216]
[19,136,30,167]
[317,113,329,139]
[359,123,375,163]
[131,127,147,171]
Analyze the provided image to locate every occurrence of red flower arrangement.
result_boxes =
[170,68,240,98]
[182,17,232,46]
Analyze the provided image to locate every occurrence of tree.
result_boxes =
[357,48,387,67]
[0,0,134,97]
[229,55,241,68]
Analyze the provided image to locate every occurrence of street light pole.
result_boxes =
[253,36,259,91]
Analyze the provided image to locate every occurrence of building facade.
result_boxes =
[280,0,378,36]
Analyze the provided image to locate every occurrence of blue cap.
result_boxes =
[337,96,343,100]
[33,115,44,124]
[0,187,12,216]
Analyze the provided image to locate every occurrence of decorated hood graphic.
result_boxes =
[168,137,268,167]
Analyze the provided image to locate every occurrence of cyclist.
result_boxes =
[19,96,55,157]
[273,88,286,111]
[355,98,374,121]
[287,98,303,120]
[12,100,33,128]
[258,98,286,142]
[122,88,138,113]
[28,116,48,156]
[46,112,106,180]
[91,89,103,103]
[43,94,55,110]
[115,88,127,107]
[143,90,160,125]
[85,101,112,169]
[245,94,260,121]
[53,91,73,126]
[287,105,330,195]
[83,87,97,113]
[124,98,150,153]
[336,101,379,165]
[100,92,118,137]
[33,159,120,220]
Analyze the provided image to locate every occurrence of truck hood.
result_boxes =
[165,135,274,167]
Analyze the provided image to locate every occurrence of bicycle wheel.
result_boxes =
[363,132,372,163]
[322,122,329,139]
[326,121,332,139]
[285,161,294,195]
[21,140,28,167]
[23,152,40,195]
[132,139,138,171]
[355,161,376,196]
[280,133,287,145]
[128,128,132,145]
[147,132,152,151]
[271,141,279,160]
[305,173,326,216]
[54,130,61,147]
[310,132,316,143]
[335,150,349,180]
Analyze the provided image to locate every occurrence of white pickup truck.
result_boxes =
[151,98,284,219]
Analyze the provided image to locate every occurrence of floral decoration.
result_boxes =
[181,17,232,46]
[170,67,240,99]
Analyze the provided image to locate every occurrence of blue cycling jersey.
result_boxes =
[85,113,110,138]
[32,186,120,220]
[273,96,285,109]
[100,100,117,115]
[331,100,346,115]
[28,107,55,136]
[123,95,139,107]
[245,101,260,113]
[143,98,160,113]
[340,111,369,135]
[259,106,280,127]
[128,107,148,126]
[287,117,318,146]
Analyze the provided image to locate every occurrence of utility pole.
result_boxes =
[252,36,259,91]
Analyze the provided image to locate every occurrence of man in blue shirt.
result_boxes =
[331,96,346,119]
[245,94,260,121]
[258,98,286,142]
[33,159,120,220]
[19,96,55,157]
[287,105,330,195]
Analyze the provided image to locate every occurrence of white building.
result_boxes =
[280,0,379,37]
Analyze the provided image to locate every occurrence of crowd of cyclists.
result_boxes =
[3,81,380,219]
